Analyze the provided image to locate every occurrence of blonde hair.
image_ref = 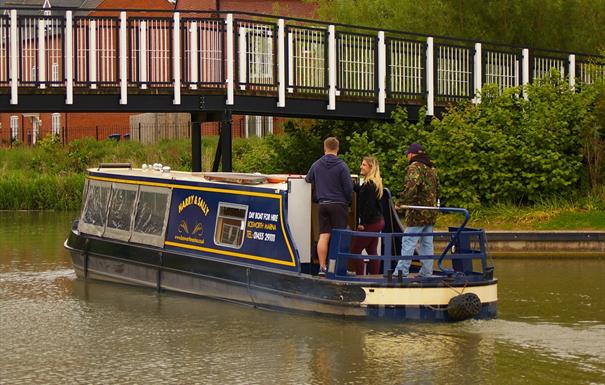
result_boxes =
[363,156,383,199]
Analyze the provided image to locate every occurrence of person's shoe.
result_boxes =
[318,266,327,277]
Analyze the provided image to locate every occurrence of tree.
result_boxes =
[312,0,605,54]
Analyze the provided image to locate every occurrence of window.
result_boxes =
[78,180,112,236]
[214,203,248,248]
[245,115,273,138]
[51,113,60,136]
[10,115,18,140]
[130,185,172,247]
[31,66,36,82]
[103,183,138,241]
[51,63,59,83]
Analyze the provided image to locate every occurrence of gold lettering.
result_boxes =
[178,195,210,216]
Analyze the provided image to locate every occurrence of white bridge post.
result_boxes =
[139,20,147,89]
[376,30,386,113]
[277,19,285,108]
[426,37,434,116]
[226,14,234,105]
[190,21,198,90]
[173,12,181,105]
[522,48,529,100]
[65,11,73,104]
[238,25,247,90]
[10,10,18,105]
[119,11,127,105]
[327,24,336,111]
[287,30,293,93]
[38,19,46,89]
[568,54,576,90]
[89,19,97,89]
[473,42,482,104]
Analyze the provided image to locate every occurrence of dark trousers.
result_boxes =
[350,217,385,275]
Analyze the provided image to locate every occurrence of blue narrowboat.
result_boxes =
[65,164,497,322]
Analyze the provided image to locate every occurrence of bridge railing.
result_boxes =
[0,7,603,113]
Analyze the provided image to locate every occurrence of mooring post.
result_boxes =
[221,110,233,172]
[191,112,202,172]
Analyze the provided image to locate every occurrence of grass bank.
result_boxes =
[1,137,604,230]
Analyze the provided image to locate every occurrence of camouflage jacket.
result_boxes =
[400,155,439,226]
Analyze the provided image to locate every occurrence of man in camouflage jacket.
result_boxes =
[394,143,440,278]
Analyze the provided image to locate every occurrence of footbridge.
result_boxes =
[1,6,603,169]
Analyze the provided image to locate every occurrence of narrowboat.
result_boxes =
[64,163,497,322]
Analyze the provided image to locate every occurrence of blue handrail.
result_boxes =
[327,205,487,280]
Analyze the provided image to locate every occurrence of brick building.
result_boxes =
[0,0,316,145]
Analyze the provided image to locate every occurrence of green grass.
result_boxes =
[1,136,604,231]
[436,193,605,230]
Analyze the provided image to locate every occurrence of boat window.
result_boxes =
[130,185,172,248]
[214,203,248,249]
[78,179,112,236]
[103,183,139,241]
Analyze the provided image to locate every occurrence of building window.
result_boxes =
[31,66,37,82]
[214,203,248,248]
[51,63,59,83]
[51,113,60,136]
[245,115,273,138]
[10,115,18,140]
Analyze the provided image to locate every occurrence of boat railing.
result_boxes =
[326,206,493,281]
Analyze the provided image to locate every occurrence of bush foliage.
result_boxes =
[236,72,604,209]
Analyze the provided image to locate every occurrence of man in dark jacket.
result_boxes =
[393,143,440,278]
[305,137,353,276]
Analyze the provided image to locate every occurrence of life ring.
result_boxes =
[447,292,481,321]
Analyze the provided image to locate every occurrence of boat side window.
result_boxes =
[214,203,248,249]
[130,185,172,248]
[103,183,138,242]
[78,180,112,236]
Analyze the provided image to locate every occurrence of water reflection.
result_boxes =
[1,211,604,384]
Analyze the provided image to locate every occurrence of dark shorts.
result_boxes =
[318,202,349,234]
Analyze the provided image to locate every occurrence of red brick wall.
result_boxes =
[0,112,133,144]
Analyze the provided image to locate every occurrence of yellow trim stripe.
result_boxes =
[361,283,498,306]
[164,240,296,266]
[89,174,297,266]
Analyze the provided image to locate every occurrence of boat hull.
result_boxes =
[66,230,497,322]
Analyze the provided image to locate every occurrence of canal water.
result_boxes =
[1,211,604,385]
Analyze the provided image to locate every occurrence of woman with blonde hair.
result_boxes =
[350,156,385,275]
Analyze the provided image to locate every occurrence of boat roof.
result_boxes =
[87,166,300,191]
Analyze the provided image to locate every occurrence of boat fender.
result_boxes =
[447,292,481,321]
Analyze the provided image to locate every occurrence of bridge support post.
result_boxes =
[426,37,434,116]
[277,19,286,108]
[10,10,18,105]
[568,54,576,90]
[473,43,482,104]
[191,112,202,172]
[327,25,336,110]
[65,11,73,104]
[376,31,386,113]
[119,12,127,105]
[221,111,233,172]
[190,21,198,90]
[521,48,529,99]
[89,20,97,89]
[238,26,247,90]
[139,21,147,89]
[226,14,234,105]
[173,12,181,105]
[38,19,46,89]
